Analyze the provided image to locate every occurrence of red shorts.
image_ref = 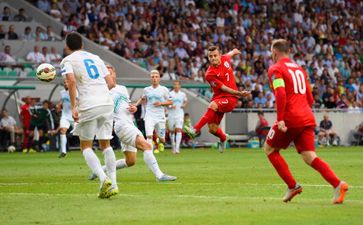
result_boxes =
[266,123,315,153]
[208,97,237,125]
[213,97,238,113]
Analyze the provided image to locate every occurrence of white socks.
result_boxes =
[170,133,175,150]
[102,158,128,172]
[103,147,117,189]
[175,132,182,153]
[60,134,67,154]
[143,150,163,179]
[83,148,106,183]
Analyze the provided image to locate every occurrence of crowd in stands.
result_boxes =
[33,0,362,111]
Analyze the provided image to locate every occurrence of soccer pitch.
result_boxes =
[0,147,362,225]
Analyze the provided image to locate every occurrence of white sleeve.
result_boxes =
[183,92,188,101]
[142,88,147,98]
[60,59,73,77]
[164,88,172,100]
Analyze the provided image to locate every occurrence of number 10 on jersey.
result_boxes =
[288,69,306,94]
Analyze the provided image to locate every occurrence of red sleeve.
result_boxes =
[222,54,231,63]
[268,68,286,121]
[275,86,286,121]
[206,74,224,90]
[306,83,314,107]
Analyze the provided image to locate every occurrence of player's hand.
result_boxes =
[277,120,287,133]
[128,104,137,113]
[172,105,177,109]
[72,108,79,122]
[236,90,250,97]
[153,101,162,107]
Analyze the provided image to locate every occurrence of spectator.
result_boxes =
[37,0,51,13]
[33,26,47,41]
[0,6,11,21]
[254,111,270,147]
[13,8,28,22]
[0,25,5,39]
[351,122,363,145]
[42,46,51,63]
[45,26,58,41]
[50,3,62,22]
[254,92,267,108]
[20,97,32,152]
[22,26,34,41]
[48,47,62,65]
[318,114,338,146]
[6,25,18,40]
[0,45,16,64]
[26,45,45,64]
[0,109,19,150]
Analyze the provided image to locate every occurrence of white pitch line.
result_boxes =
[1,182,363,189]
[0,192,362,203]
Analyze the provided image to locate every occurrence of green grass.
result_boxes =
[0,147,362,225]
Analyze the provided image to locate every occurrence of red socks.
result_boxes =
[311,157,340,188]
[194,108,216,132]
[213,128,227,142]
[268,151,297,189]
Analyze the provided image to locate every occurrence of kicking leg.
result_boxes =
[136,135,176,181]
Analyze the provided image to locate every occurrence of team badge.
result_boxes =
[224,61,230,68]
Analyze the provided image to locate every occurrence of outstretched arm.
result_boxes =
[226,48,241,58]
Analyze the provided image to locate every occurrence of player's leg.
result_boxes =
[296,127,348,204]
[190,101,218,135]
[169,119,176,153]
[135,134,176,181]
[96,113,118,194]
[175,127,183,154]
[145,118,156,152]
[59,118,70,158]
[264,126,301,202]
[75,113,113,198]
[155,120,166,152]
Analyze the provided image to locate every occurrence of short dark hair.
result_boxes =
[66,32,83,51]
[271,39,290,53]
[208,45,219,52]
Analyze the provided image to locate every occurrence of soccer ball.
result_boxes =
[7,145,16,153]
[36,63,57,82]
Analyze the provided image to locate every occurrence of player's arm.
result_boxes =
[271,71,287,132]
[61,60,78,122]
[182,96,188,109]
[226,48,241,58]
[220,85,250,97]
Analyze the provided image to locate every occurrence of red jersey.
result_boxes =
[268,58,315,128]
[20,103,31,128]
[205,54,238,100]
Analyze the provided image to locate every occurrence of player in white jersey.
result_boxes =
[135,70,172,154]
[60,32,117,199]
[58,78,77,158]
[168,81,188,154]
[89,66,176,181]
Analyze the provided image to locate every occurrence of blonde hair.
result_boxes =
[150,69,160,76]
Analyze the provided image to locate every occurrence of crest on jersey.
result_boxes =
[271,74,275,80]
[224,61,230,68]
[211,81,216,87]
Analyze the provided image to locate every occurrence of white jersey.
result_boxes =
[110,85,133,123]
[60,50,113,111]
[60,89,73,121]
[143,85,171,120]
[169,90,187,119]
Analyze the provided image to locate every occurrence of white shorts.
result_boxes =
[144,117,166,138]
[73,105,113,141]
[60,117,74,129]
[114,120,143,153]
[168,117,184,130]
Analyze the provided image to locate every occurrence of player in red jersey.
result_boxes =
[265,39,348,204]
[184,45,249,152]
